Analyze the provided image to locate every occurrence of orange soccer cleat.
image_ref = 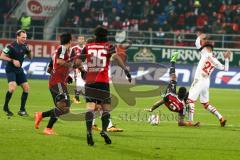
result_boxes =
[34,112,42,129]
[72,97,81,104]
[220,117,227,127]
[92,125,102,131]
[43,128,58,135]
[107,125,123,132]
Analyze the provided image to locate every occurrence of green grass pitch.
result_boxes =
[0,79,240,160]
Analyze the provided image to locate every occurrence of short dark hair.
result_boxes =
[94,26,108,38]
[60,33,72,45]
[178,87,187,100]
[16,30,26,36]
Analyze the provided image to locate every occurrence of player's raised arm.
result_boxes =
[209,50,231,71]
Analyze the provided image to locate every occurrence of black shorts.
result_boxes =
[85,82,111,104]
[6,70,27,85]
[49,83,70,107]
[165,80,177,94]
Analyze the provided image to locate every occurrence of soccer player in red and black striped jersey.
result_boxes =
[34,33,78,135]
[80,26,131,146]
[145,52,200,127]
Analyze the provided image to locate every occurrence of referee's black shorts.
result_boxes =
[85,82,111,104]
[6,70,27,85]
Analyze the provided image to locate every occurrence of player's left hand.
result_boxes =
[223,50,232,60]
[66,76,73,84]
[124,69,131,83]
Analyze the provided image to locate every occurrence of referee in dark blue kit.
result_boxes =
[0,30,32,116]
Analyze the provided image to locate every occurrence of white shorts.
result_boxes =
[188,78,210,103]
[69,70,85,92]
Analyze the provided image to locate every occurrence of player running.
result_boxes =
[80,26,131,146]
[145,52,200,127]
[34,33,81,135]
[188,33,231,127]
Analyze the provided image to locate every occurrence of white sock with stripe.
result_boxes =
[206,104,222,120]
[188,103,195,122]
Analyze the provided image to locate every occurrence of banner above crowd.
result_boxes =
[0,39,239,66]
[26,0,63,19]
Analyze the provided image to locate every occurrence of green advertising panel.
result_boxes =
[127,45,240,66]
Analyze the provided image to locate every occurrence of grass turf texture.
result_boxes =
[0,78,240,160]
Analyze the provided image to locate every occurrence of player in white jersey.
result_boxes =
[188,33,231,127]
[71,36,86,104]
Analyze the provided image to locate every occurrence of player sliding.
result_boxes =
[188,32,231,127]
[145,52,200,127]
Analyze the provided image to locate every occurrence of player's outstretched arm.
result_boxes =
[144,100,165,112]
[210,50,231,71]
[112,53,131,82]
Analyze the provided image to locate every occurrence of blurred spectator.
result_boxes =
[164,1,175,15]
[113,0,125,13]
[18,12,32,38]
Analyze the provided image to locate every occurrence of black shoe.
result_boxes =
[87,133,94,146]
[18,110,29,117]
[4,110,14,117]
[100,131,112,144]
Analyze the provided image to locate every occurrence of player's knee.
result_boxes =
[201,102,209,109]
[23,84,30,92]
[9,84,17,93]
[56,100,70,114]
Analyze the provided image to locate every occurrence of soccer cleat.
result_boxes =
[87,133,94,146]
[100,131,112,144]
[4,109,14,117]
[92,125,102,131]
[107,125,123,132]
[34,112,43,129]
[43,128,58,135]
[18,110,29,117]
[219,118,227,127]
[72,97,81,104]
[170,52,180,62]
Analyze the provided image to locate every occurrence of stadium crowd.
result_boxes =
[64,0,239,34]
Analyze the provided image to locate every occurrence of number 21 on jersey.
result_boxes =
[202,60,214,75]
[88,49,107,68]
